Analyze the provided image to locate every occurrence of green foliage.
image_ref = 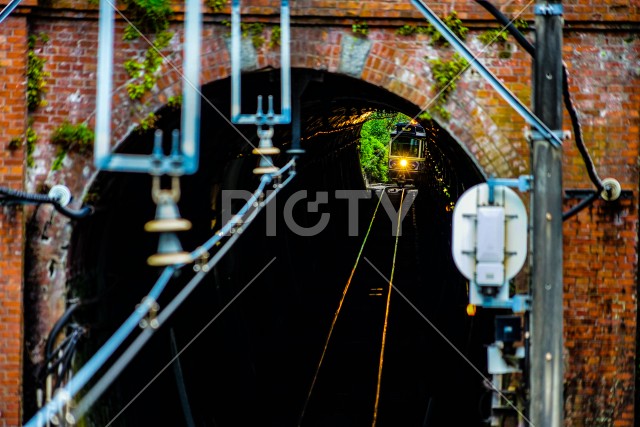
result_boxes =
[426,11,468,46]
[126,31,174,100]
[359,112,406,183]
[423,53,469,120]
[477,19,528,46]
[352,21,369,37]
[134,112,159,133]
[221,20,271,49]
[167,95,182,109]
[395,25,430,37]
[27,34,49,111]
[269,26,281,49]
[51,121,94,154]
[205,0,227,12]
[121,0,173,40]
[51,146,67,171]
[26,126,37,168]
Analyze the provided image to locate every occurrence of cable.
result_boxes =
[298,190,384,426]
[68,164,297,424]
[0,187,94,219]
[474,0,605,193]
[24,266,177,427]
[372,189,405,427]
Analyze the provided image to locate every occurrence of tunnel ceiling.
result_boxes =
[110,69,483,189]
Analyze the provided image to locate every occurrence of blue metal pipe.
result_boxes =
[23,267,176,427]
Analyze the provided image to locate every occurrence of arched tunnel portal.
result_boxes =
[70,69,497,426]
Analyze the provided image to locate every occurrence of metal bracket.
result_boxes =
[487,175,532,204]
[534,3,563,15]
[525,129,571,142]
[410,0,563,148]
[231,0,291,125]
[94,0,202,175]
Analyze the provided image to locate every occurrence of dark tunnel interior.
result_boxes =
[64,69,500,426]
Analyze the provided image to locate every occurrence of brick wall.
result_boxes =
[6,1,640,425]
[0,16,26,427]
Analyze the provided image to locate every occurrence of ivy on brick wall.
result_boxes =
[27,33,49,111]
[205,0,228,12]
[477,19,528,46]
[420,53,469,121]
[121,0,172,40]
[125,30,173,101]
[396,11,467,45]
[50,121,95,171]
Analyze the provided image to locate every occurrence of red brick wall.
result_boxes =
[0,16,26,427]
[7,2,639,426]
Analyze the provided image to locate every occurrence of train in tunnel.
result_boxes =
[387,121,428,187]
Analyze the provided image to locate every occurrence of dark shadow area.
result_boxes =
[64,69,493,426]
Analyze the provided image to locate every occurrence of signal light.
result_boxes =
[466,303,477,316]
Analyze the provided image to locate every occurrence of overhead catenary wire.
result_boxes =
[68,161,297,425]
[24,158,297,427]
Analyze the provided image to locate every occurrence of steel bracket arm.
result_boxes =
[410,0,563,148]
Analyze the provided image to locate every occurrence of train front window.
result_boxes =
[390,137,420,157]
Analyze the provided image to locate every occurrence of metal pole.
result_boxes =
[529,1,564,426]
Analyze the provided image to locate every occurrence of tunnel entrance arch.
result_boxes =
[69,69,498,426]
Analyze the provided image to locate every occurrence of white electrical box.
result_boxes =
[476,206,505,262]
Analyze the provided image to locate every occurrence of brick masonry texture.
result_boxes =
[1,1,638,426]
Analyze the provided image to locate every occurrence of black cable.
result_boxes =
[0,187,94,219]
[475,0,534,56]
[45,303,81,360]
[474,0,605,193]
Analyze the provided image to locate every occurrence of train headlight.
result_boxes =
[399,158,408,168]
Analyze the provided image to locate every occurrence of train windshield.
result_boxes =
[390,137,421,157]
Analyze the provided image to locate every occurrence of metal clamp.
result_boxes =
[534,3,563,16]
[525,129,570,143]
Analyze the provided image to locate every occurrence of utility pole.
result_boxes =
[530,0,564,425]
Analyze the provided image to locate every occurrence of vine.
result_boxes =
[352,21,369,37]
[205,0,227,12]
[27,34,49,111]
[121,0,173,41]
[26,124,37,168]
[222,20,268,49]
[425,11,468,46]
[395,25,430,37]
[269,25,281,49]
[420,53,469,121]
[125,30,173,100]
[50,121,94,171]
[167,95,182,109]
[134,112,159,133]
[478,19,528,46]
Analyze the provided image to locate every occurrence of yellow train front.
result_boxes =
[388,122,427,187]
